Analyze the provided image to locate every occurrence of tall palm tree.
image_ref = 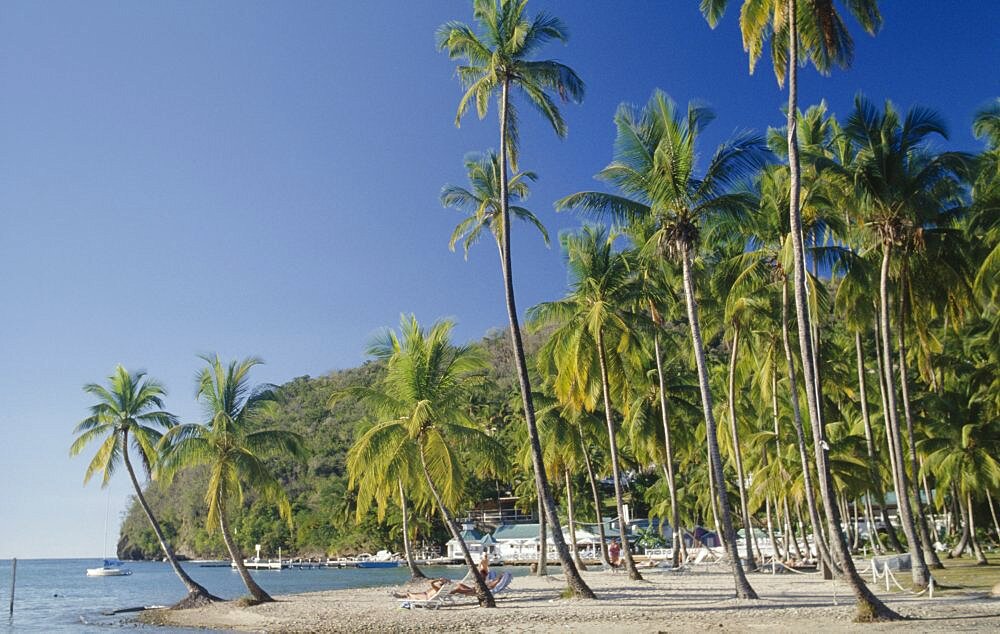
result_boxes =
[437,0,593,599]
[702,6,903,621]
[442,150,552,570]
[70,366,219,608]
[529,225,647,579]
[701,0,883,472]
[557,91,765,599]
[158,356,305,604]
[843,96,969,587]
[345,316,508,607]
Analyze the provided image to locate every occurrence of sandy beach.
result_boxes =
[141,564,1000,632]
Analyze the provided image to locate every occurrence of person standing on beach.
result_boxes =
[608,539,621,570]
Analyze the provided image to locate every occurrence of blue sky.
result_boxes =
[1,1,996,558]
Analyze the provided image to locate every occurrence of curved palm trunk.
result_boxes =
[398,480,426,579]
[854,332,904,554]
[496,78,594,599]
[580,428,611,566]
[537,494,548,575]
[653,332,682,568]
[418,447,495,607]
[594,328,642,580]
[878,244,931,587]
[680,245,756,598]
[987,490,1000,546]
[726,325,756,570]
[565,469,587,570]
[967,494,988,565]
[896,309,943,569]
[781,282,831,566]
[786,2,898,619]
[217,491,272,603]
[121,444,219,607]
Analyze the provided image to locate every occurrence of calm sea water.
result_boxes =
[0,558,484,632]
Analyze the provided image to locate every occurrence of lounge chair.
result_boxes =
[397,580,453,610]
[441,572,514,606]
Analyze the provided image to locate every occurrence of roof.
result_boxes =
[492,523,550,541]
[446,526,495,545]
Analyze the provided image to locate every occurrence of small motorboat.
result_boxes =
[86,560,132,577]
[356,560,400,568]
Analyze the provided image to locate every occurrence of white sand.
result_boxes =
[143,565,1000,632]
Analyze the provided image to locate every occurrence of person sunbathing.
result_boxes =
[394,572,505,599]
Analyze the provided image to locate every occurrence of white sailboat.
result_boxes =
[86,493,132,577]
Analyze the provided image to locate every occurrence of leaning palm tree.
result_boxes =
[71,366,219,608]
[158,355,305,604]
[529,225,648,579]
[557,90,765,599]
[437,0,593,599]
[344,316,508,607]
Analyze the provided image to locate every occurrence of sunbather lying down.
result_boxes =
[394,574,506,599]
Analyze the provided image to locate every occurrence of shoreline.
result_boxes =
[139,566,1000,632]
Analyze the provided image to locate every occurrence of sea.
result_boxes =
[0,558,484,632]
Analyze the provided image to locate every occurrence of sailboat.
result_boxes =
[86,492,132,577]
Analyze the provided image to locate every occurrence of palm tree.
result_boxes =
[442,150,553,572]
[843,96,970,587]
[437,0,593,599]
[345,316,507,607]
[702,6,904,621]
[158,355,305,604]
[970,100,1000,302]
[557,90,765,598]
[529,225,647,579]
[70,366,219,608]
[700,0,883,481]
[344,417,427,580]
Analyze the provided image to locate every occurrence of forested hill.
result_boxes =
[116,328,531,560]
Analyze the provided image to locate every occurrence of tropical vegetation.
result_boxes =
[81,0,1000,623]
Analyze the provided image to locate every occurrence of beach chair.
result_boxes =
[397,580,453,610]
[441,571,514,606]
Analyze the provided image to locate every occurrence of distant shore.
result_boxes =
[140,565,1000,632]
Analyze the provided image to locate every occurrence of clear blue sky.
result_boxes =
[1,1,996,559]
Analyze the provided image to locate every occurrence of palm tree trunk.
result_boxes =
[653,332,682,569]
[858,331,905,554]
[967,493,988,565]
[987,490,1000,546]
[896,310,943,569]
[781,281,831,566]
[566,469,587,570]
[878,243,931,588]
[726,324,756,570]
[950,484,969,558]
[680,244,756,599]
[580,427,611,566]
[785,2,898,618]
[765,496,778,562]
[706,449,724,541]
[872,319,906,554]
[418,446,495,607]
[217,491,272,603]
[496,77,594,599]
[120,434,218,606]
[594,327,642,580]
[398,479,426,579]
[536,494,548,575]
